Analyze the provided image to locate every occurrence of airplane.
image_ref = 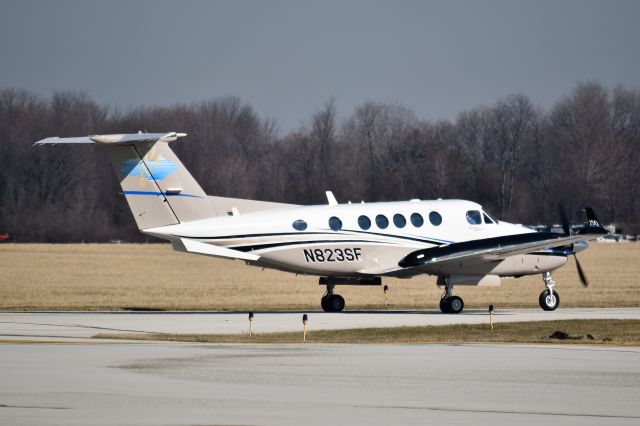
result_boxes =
[35,132,608,314]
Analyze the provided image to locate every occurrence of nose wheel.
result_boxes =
[539,272,560,311]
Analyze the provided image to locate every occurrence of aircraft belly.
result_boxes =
[255,242,418,276]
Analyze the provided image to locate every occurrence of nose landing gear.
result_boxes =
[539,272,560,311]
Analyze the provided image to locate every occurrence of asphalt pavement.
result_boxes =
[1,341,639,425]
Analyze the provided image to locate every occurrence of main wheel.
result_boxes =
[539,290,560,311]
[439,298,449,313]
[439,296,464,314]
[329,294,345,312]
[321,294,345,312]
[447,296,464,314]
[321,296,330,312]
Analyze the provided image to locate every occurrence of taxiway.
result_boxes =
[0,308,639,340]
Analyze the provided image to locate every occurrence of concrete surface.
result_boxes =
[1,308,639,339]
[0,342,639,425]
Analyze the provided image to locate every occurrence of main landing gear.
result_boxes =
[539,272,560,311]
[439,278,464,314]
[321,282,345,312]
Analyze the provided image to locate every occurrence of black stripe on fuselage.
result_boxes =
[341,229,448,246]
[176,232,336,240]
[231,239,397,252]
[177,229,447,246]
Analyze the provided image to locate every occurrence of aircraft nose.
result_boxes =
[573,240,589,253]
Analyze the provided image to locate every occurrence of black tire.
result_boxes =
[321,296,330,312]
[439,298,449,313]
[448,296,464,314]
[321,294,345,312]
[329,294,345,312]
[539,290,560,311]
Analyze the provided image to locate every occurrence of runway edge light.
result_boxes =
[248,312,254,338]
[383,285,389,307]
[489,305,494,331]
[302,314,308,342]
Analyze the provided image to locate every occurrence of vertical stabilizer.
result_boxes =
[35,132,218,230]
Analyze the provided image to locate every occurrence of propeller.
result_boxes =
[558,204,589,287]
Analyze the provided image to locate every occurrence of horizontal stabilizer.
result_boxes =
[179,238,260,261]
[34,132,187,146]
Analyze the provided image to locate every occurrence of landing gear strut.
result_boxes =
[539,272,560,311]
[321,282,345,312]
[438,278,464,314]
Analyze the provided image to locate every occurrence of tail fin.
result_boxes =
[578,207,608,236]
[35,132,217,229]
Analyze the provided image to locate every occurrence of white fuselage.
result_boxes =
[146,199,568,279]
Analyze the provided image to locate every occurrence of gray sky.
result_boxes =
[1,0,639,132]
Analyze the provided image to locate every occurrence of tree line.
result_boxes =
[0,81,639,242]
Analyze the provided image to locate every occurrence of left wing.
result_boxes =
[399,208,607,269]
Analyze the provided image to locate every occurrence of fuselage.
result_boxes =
[146,199,568,279]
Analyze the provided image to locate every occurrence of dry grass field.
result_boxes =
[0,243,638,311]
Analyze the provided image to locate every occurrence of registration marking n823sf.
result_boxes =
[303,248,362,263]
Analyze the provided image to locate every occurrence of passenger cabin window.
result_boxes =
[328,216,342,231]
[393,213,406,228]
[429,211,442,226]
[466,210,482,225]
[292,219,307,231]
[358,215,371,230]
[410,213,424,227]
[376,214,389,229]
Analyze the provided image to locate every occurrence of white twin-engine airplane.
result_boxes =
[36,132,607,314]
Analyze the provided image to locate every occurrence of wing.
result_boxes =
[398,208,607,269]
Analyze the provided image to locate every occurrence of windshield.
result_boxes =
[483,209,498,224]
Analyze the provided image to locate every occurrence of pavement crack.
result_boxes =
[359,405,640,419]
[0,403,70,410]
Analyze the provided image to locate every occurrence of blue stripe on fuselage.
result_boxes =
[122,190,201,198]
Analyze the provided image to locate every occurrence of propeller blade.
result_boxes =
[573,254,589,287]
[558,204,571,236]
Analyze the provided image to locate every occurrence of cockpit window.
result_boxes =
[483,213,494,224]
[483,209,498,224]
[466,210,482,225]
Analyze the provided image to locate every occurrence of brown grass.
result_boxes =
[0,243,639,311]
[95,319,640,345]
